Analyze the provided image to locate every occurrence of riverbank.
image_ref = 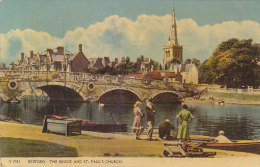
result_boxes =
[0,122,259,157]
[183,91,260,105]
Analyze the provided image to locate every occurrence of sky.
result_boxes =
[0,0,259,65]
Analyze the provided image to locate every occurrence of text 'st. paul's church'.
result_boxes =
[163,11,183,69]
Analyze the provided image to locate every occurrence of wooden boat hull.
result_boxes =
[202,142,260,154]
[81,120,127,133]
[42,115,128,133]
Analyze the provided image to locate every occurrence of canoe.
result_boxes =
[201,141,260,154]
[81,120,127,133]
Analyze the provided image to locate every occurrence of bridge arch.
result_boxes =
[21,82,85,102]
[39,85,84,101]
[150,91,181,103]
[98,88,142,104]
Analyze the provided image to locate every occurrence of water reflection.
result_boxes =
[0,96,260,140]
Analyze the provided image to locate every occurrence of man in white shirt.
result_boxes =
[215,130,232,143]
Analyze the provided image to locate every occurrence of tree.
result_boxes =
[153,61,161,71]
[96,66,116,75]
[199,38,260,88]
[166,58,181,70]
[115,57,138,74]
[185,58,201,68]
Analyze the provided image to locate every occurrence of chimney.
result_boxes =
[79,44,82,52]
[21,52,24,60]
[30,51,34,58]
[57,46,64,55]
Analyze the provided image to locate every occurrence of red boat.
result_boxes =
[81,120,127,133]
[42,115,127,133]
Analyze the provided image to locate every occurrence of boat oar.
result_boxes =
[108,109,116,124]
[66,106,75,119]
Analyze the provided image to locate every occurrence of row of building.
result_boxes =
[6,11,199,84]
[10,44,155,74]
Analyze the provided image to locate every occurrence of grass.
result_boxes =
[205,92,260,101]
[69,134,111,140]
[0,122,258,157]
[0,137,78,157]
[0,122,165,157]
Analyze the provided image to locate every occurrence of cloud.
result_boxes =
[0,14,260,65]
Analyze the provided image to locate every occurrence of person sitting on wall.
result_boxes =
[158,119,175,140]
[215,130,232,143]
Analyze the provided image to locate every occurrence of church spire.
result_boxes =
[168,9,178,46]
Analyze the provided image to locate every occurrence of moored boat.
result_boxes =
[201,141,260,154]
[188,135,260,154]
[81,120,127,133]
[42,115,127,133]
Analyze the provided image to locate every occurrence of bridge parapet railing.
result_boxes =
[0,70,35,80]
[0,70,187,91]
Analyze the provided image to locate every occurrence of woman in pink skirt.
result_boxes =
[132,101,144,140]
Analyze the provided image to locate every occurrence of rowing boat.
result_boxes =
[81,120,127,133]
[42,115,127,133]
[188,135,260,154]
[201,141,260,154]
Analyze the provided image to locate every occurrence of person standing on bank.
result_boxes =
[132,101,144,140]
[145,99,156,141]
[176,104,194,142]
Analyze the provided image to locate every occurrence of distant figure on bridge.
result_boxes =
[132,101,144,140]
[145,99,156,141]
[176,104,194,142]
[158,119,175,140]
[215,130,232,143]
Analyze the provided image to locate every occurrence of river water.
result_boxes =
[0,96,260,140]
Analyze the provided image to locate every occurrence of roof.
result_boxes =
[148,72,163,80]
[88,58,98,65]
[51,53,75,62]
[126,72,179,80]
[165,72,178,78]
[104,57,110,65]
[28,57,36,64]
[125,73,144,79]
[52,54,64,62]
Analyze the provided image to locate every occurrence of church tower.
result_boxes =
[163,10,183,69]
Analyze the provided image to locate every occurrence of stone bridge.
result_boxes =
[0,70,198,103]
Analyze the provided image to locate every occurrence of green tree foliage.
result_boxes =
[115,57,138,74]
[166,58,181,69]
[153,61,160,71]
[199,38,260,88]
[185,58,201,68]
[96,66,116,75]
